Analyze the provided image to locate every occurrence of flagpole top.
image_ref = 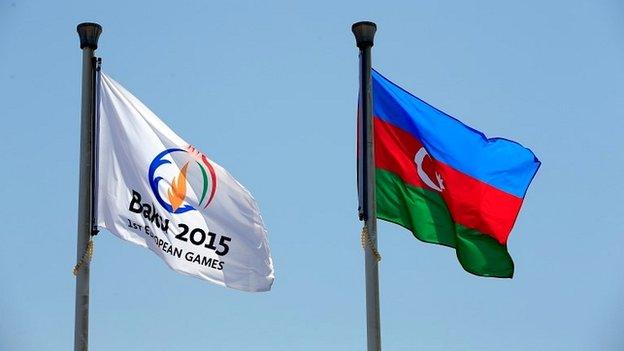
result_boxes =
[77,22,102,50]
[352,21,377,49]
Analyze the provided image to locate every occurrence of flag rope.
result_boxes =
[361,225,381,262]
[73,239,94,276]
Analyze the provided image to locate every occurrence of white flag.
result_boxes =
[96,73,274,292]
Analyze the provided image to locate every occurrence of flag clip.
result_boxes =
[94,57,102,72]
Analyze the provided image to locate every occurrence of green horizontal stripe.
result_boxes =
[376,168,514,278]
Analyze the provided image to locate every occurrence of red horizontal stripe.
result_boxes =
[374,117,523,244]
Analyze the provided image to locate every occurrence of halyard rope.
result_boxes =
[72,240,94,276]
[361,225,381,262]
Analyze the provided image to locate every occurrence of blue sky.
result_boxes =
[1,1,623,350]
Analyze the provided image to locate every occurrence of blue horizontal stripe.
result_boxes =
[372,69,540,198]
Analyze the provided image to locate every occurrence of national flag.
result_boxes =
[371,69,540,277]
[96,73,274,292]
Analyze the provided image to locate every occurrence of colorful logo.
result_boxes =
[148,145,217,214]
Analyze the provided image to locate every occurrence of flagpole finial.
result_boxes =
[77,22,102,50]
[352,21,377,49]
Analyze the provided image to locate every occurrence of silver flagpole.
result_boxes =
[352,21,381,351]
[74,22,102,351]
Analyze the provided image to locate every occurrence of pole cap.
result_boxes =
[77,22,102,50]
[352,21,377,49]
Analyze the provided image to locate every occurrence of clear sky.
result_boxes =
[1,1,623,350]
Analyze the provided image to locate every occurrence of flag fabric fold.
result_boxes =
[96,72,274,292]
[371,69,540,277]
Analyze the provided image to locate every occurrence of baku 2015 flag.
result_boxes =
[372,69,540,278]
[96,73,274,292]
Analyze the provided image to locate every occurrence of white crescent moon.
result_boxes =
[414,147,443,192]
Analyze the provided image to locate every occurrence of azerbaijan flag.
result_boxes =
[372,69,540,278]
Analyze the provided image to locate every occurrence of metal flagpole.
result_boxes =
[74,22,102,351]
[352,21,381,351]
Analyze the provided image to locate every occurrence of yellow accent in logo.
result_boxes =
[167,162,189,212]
